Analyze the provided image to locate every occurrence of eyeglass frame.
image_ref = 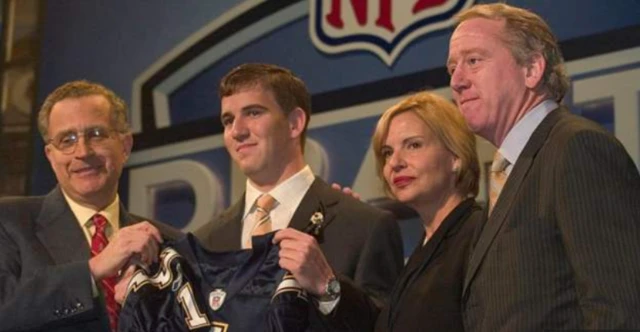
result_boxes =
[46,126,126,154]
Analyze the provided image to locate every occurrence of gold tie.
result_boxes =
[489,151,510,215]
[247,194,277,248]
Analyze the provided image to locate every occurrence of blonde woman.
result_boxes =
[372,91,482,331]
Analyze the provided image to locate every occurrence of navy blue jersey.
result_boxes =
[118,233,309,332]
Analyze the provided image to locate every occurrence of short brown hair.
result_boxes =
[372,91,480,198]
[38,80,130,140]
[219,63,311,148]
[455,3,570,102]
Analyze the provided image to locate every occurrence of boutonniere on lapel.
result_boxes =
[304,209,325,238]
[311,211,323,226]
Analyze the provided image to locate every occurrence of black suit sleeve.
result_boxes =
[324,210,404,331]
[556,130,640,328]
[0,219,97,331]
[352,210,403,304]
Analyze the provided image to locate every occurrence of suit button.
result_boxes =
[54,309,61,316]
[63,308,70,315]
[76,302,83,309]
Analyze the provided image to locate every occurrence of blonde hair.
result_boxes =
[372,91,479,198]
[455,3,569,102]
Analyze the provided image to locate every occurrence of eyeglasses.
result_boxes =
[47,126,119,154]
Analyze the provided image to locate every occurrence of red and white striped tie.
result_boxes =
[90,214,119,332]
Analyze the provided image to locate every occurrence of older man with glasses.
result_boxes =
[0,80,182,332]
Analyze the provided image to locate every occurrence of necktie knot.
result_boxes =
[92,214,108,232]
[489,151,510,215]
[246,194,277,248]
[256,194,276,213]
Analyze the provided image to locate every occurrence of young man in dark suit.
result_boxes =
[195,63,404,330]
[0,81,181,332]
[447,3,640,330]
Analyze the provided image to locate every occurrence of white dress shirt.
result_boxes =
[241,165,315,248]
[498,99,558,175]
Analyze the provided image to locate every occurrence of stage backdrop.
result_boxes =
[30,0,640,255]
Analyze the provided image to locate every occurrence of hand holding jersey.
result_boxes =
[273,228,336,298]
[88,221,163,281]
[118,233,311,332]
[118,207,333,331]
[114,265,137,304]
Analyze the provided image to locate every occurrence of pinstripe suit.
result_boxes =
[462,107,640,331]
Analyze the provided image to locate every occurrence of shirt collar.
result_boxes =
[499,99,558,167]
[243,165,315,218]
[62,190,120,231]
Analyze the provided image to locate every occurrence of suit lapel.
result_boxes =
[401,199,475,281]
[35,187,90,264]
[119,203,140,227]
[288,178,339,237]
[389,198,475,327]
[205,179,338,250]
[463,108,564,297]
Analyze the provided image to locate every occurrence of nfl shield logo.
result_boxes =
[310,0,474,66]
[209,289,227,311]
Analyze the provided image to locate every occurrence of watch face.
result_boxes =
[327,278,340,296]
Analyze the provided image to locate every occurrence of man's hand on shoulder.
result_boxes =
[88,221,162,281]
[331,183,361,200]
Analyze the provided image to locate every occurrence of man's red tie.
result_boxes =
[91,214,119,332]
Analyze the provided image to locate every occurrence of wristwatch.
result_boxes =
[320,275,341,301]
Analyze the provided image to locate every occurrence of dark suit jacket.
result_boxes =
[374,198,482,332]
[463,107,640,331]
[195,178,405,331]
[0,187,183,332]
